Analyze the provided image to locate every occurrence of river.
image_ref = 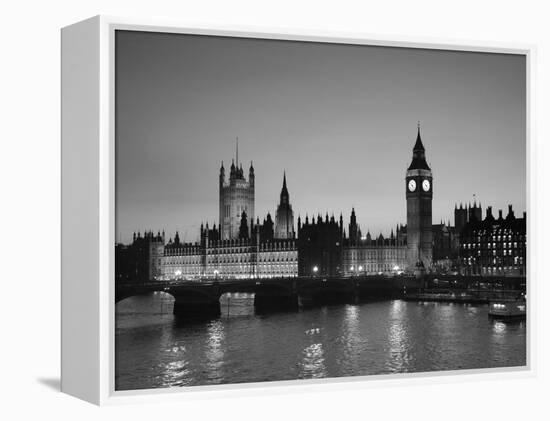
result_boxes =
[115,293,526,391]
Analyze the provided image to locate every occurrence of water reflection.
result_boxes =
[338,305,361,374]
[115,295,526,390]
[220,292,255,318]
[386,300,410,372]
[155,311,191,387]
[205,320,225,383]
[159,359,191,387]
[493,321,507,335]
[345,304,359,325]
[467,305,479,315]
[299,343,327,379]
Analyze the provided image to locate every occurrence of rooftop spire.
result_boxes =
[280,171,289,203]
[407,122,430,171]
[236,136,239,167]
[414,122,425,152]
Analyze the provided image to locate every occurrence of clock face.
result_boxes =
[422,179,431,192]
[408,179,416,192]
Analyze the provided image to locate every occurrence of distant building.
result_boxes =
[454,203,468,234]
[432,221,458,260]
[342,221,408,276]
[117,126,526,283]
[219,140,255,240]
[459,205,526,276]
[274,172,295,239]
[160,221,298,280]
[297,214,343,277]
[431,221,459,273]
[158,170,298,280]
[429,201,484,272]
[119,127,437,282]
[115,231,165,282]
[406,125,433,269]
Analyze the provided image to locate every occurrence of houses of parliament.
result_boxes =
[116,128,526,283]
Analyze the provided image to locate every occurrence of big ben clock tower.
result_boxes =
[406,124,433,270]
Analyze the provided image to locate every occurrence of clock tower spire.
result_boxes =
[406,123,433,270]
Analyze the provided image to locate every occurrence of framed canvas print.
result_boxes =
[61,16,534,405]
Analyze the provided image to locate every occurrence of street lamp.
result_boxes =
[214,269,219,281]
[312,266,318,276]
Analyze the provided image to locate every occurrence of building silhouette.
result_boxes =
[342,219,408,276]
[348,208,359,245]
[116,230,165,283]
[115,126,526,282]
[154,168,299,280]
[468,201,482,223]
[454,203,468,233]
[274,172,295,239]
[219,139,255,240]
[460,205,526,276]
[159,220,298,279]
[297,213,342,277]
[406,124,433,269]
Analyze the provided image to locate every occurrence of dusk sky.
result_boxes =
[115,30,526,244]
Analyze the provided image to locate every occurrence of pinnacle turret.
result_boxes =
[407,123,431,171]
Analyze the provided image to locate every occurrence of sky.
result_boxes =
[115,30,526,244]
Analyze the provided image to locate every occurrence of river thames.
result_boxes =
[115,293,526,391]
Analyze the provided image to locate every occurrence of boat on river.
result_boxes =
[402,290,487,304]
[488,296,526,319]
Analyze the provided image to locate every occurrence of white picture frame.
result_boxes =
[61,15,535,405]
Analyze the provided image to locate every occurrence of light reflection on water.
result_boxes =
[115,294,526,391]
[299,343,327,379]
[493,321,507,335]
[340,304,361,372]
[205,320,225,383]
[386,299,411,372]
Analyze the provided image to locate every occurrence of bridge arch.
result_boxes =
[116,290,176,305]
[115,286,176,304]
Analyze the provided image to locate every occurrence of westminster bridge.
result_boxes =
[115,274,526,319]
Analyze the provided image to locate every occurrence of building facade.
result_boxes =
[406,125,433,269]
[115,231,165,283]
[160,222,298,280]
[342,224,408,276]
[117,128,440,283]
[297,214,343,277]
[219,142,255,240]
[295,210,409,278]
[459,205,526,276]
[156,169,298,280]
[116,126,527,283]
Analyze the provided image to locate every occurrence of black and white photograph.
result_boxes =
[114,30,527,391]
